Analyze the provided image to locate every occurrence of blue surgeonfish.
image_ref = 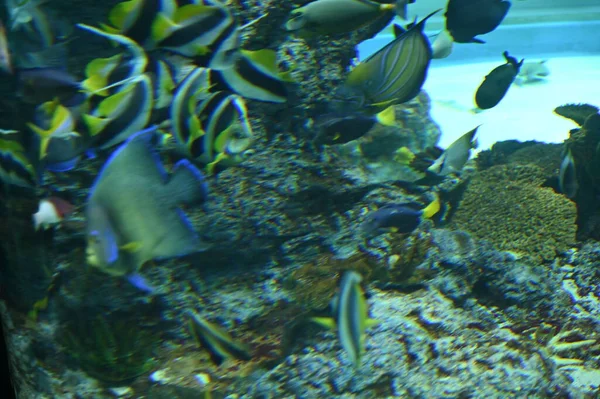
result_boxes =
[559,147,578,199]
[428,126,479,175]
[187,309,252,366]
[285,0,396,37]
[361,195,440,236]
[99,0,177,46]
[211,49,293,103]
[311,271,378,368]
[85,126,210,279]
[340,10,439,113]
[475,51,523,110]
[151,2,240,69]
[445,0,511,44]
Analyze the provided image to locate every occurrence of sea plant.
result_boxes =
[61,312,157,383]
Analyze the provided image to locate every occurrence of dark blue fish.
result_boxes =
[475,51,523,110]
[445,0,511,43]
[361,196,440,236]
[85,126,210,278]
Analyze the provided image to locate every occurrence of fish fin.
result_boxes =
[108,0,139,30]
[167,159,208,205]
[26,122,52,159]
[376,105,396,126]
[151,12,178,42]
[126,272,156,293]
[27,296,49,320]
[96,84,133,116]
[44,156,81,172]
[310,317,336,329]
[82,114,110,135]
[83,54,123,93]
[471,38,485,44]
[120,241,143,252]
[422,194,440,219]
[241,49,295,82]
[174,4,215,22]
[98,23,121,35]
[393,24,407,37]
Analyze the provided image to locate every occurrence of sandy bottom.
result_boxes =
[424,55,600,152]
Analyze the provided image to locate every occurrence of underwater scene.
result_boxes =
[0,0,600,397]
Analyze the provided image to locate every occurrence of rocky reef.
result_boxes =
[1,1,599,399]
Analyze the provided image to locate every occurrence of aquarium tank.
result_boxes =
[1,0,600,397]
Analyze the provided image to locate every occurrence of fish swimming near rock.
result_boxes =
[187,309,252,366]
[285,0,396,37]
[428,126,479,175]
[210,49,293,103]
[99,0,176,46]
[314,105,396,145]
[515,60,549,85]
[445,0,511,43]
[341,10,438,113]
[475,51,523,110]
[85,126,210,279]
[559,147,578,199]
[311,270,378,368]
[151,2,240,70]
[361,195,440,236]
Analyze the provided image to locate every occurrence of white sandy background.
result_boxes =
[424,56,600,152]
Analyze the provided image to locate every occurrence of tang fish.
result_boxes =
[211,49,293,103]
[285,0,396,37]
[99,0,177,46]
[361,195,440,236]
[559,148,577,199]
[445,0,511,43]
[27,99,80,159]
[151,2,240,69]
[311,271,378,367]
[428,126,479,175]
[515,60,549,85]
[187,310,252,366]
[475,51,522,110]
[85,126,210,277]
[314,105,396,145]
[341,10,438,113]
[33,196,75,230]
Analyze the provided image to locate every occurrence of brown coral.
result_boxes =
[450,164,577,263]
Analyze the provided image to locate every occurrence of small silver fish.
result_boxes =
[515,60,550,85]
[431,29,454,59]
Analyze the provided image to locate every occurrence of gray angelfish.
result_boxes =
[85,126,210,282]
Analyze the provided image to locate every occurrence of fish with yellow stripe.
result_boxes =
[210,49,294,103]
[82,74,154,149]
[339,10,439,113]
[151,2,240,69]
[311,270,378,368]
[170,67,253,172]
[0,136,38,188]
[314,105,396,145]
[99,0,177,46]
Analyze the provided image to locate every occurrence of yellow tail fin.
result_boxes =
[422,195,440,219]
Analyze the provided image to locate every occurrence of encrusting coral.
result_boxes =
[450,164,576,262]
